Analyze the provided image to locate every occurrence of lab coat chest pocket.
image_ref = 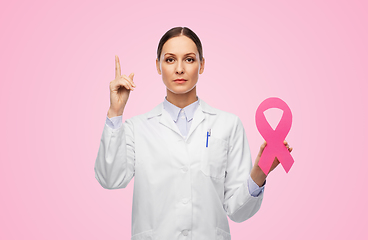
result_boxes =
[201,136,228,179]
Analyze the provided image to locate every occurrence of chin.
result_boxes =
[167,85,197,95]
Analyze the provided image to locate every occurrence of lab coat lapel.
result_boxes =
[186,98,217,140]
[159,107,183,137]
[147,103,182,137]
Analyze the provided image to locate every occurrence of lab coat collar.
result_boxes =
[163,97,199,123]
[147,98,217,140]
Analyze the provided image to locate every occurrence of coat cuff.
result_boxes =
[227,179,264,223]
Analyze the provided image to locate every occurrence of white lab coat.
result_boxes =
[95,98,264,240]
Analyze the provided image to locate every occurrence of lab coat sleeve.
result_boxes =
[223,116,264,223]
[94,118,135,189]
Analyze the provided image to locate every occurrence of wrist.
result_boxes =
[107,108,124,118]
[250,165,267,187]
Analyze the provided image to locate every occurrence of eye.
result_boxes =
[165,58,174,63]
[186,58,195,63]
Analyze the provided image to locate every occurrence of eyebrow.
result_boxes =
[164,52,196,57]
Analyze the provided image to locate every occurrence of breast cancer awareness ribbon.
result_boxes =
[255,97,294,175]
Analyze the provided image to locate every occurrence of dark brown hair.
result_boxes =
[156,27,203,62]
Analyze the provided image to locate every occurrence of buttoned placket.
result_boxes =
[177,108,192,237]
[162,99,200,237]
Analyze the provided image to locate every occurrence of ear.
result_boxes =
[156,58,162,75]
[199,57,205,74]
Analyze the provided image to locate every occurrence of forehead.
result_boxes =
[161,35,198,56]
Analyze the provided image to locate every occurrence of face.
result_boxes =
[156,35,205,95]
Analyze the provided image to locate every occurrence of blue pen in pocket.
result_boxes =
[206,129,211,147]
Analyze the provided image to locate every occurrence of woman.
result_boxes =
[95,26,292,240]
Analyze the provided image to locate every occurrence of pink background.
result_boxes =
[1,0,367,239]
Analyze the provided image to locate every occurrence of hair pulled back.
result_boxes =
[157,27,203,62]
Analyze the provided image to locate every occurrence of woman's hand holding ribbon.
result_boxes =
[250,141,293,187]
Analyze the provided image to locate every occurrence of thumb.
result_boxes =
[258,141,267,157]
[129,72,135,81]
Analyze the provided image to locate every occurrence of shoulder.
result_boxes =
[125,102,163,124]
[199,98,241,124]
[200,99,246,143]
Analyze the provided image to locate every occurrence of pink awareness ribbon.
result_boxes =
[255,97,294,175]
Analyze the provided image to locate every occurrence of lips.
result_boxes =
[174,79,187,84]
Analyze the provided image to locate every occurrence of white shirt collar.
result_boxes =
[163,97,199,122]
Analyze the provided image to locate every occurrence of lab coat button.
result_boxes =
[182,198,189,204]
[182,166,188,172]
[182,229,189,236]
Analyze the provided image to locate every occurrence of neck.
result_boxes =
[166,87,198,109]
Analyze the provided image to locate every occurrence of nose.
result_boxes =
[175,61,184,74]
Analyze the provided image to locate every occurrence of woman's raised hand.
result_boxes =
[107,55,136,118]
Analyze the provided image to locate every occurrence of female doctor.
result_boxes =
[95,26,292,240]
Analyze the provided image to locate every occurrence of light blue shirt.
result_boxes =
[163,97,199,139]
[105,97,265,197]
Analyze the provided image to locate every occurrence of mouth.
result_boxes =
[174,79,187,84]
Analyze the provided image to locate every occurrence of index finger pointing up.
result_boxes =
[115,55,121,78]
